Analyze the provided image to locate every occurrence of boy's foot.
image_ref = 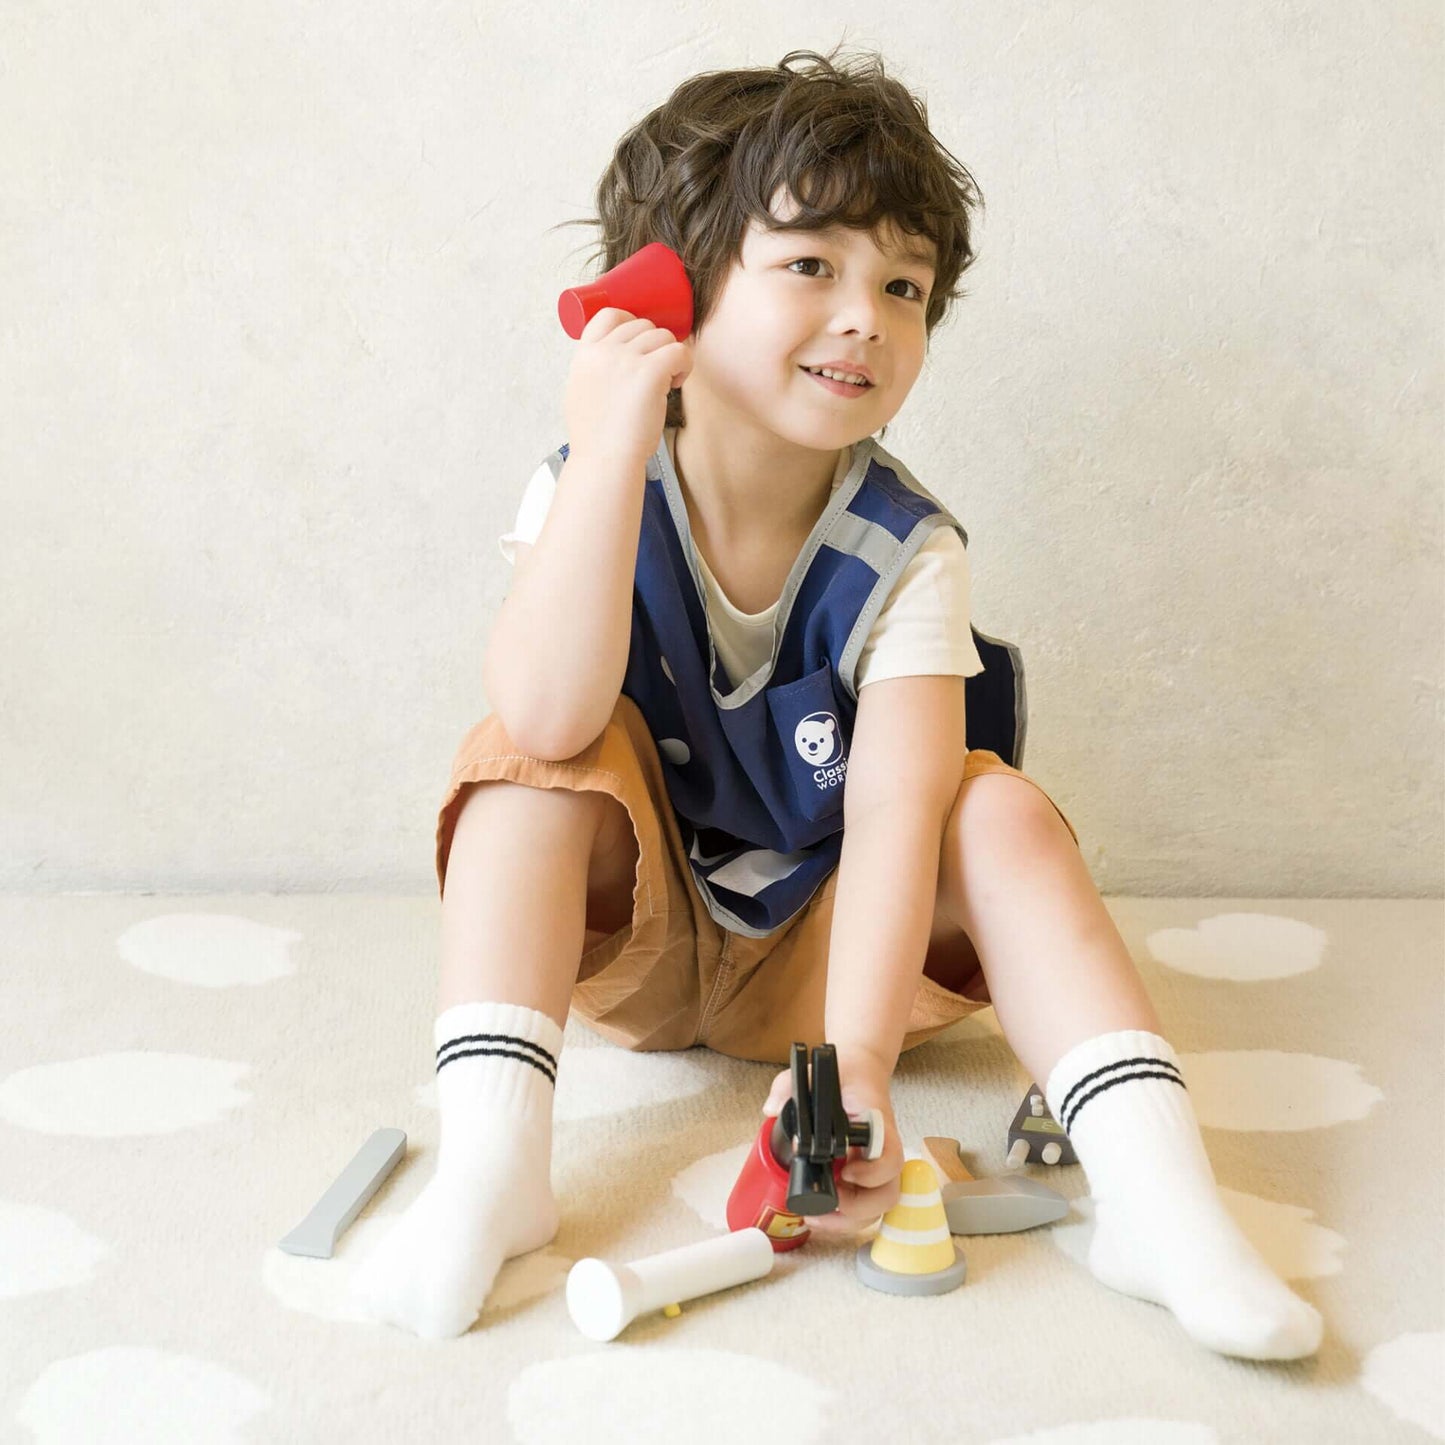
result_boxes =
[1046,1029,1323,1361]
[348,1000,564,1340]
[1085,1192,1323,1360]
[348,1144,558,1340]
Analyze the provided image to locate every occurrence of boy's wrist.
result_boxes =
[568,443,652,478]
[829,1041,895,1095]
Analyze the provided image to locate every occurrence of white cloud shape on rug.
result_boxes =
[673,1142,753,1230]
[1180,1050,1383,1131]
[0,1199,110,1298]
[117,912,302,987]
[483,1247,574,1314]
[13,1345,270,1442]
[508,1349,831,1444]
[1360,1331,1445,1440]
[1049,1189,1341,1282]
[0,1054,250,1135]
[262,1214,570,1328]
[412,1047,714,1122]
[1145,912,1327,980]
[988,1422,1217,1444]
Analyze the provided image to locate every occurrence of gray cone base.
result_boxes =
[854,1240,968,1295]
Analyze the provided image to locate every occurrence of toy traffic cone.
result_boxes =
[557,241,694,341]
[855,1158,968,1295]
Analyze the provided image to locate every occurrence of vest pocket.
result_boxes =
[765,663,849,826]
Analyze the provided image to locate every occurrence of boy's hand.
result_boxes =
[760,1052,903,1236]
[564,307,693,470]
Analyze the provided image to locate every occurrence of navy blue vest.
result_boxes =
[548,434,1028,937]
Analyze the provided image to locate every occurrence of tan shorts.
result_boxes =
[435,694,1079,1067]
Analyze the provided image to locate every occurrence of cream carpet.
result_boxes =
[2,895,1442,1444]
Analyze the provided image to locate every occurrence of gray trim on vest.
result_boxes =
[650,434,969,708]
[982,630,1029,770]
[834,440,969,705]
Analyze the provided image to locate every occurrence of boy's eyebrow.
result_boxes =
[780,222,937,273]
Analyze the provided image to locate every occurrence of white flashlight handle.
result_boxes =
[566,1227,775,1341]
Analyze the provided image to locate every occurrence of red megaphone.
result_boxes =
[557,242,694,341]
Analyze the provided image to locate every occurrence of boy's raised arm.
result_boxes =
[484,305,692,761]
[482,448,647,760]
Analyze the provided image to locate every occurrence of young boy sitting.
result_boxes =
[350,46,1324,1361]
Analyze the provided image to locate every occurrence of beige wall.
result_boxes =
[2,2,1440,894]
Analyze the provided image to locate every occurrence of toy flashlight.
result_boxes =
[556,241,694,341]
[566,1227,775,1342]
[725,1041,884,1252]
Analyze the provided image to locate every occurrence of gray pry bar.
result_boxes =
[278,1127,407,1258]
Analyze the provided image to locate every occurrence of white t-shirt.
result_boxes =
[499,430,985,691]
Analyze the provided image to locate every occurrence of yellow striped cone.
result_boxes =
[867,1159,956,1274]
[854,1157,968,1294]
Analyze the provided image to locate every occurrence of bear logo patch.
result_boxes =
[793,712,848,795]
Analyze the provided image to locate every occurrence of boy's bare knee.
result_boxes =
[946,772,1059,856]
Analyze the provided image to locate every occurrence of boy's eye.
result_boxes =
[786,257,926,302]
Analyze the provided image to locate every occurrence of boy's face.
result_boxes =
[680,187,935,455]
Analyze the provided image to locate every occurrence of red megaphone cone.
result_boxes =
[557,242,694,341]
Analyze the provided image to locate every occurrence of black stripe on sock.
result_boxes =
[435,1032,558,1084]
[435,1046,556,1084]
[436,1031,558,1071]
[1059,1057,1185,1134]
[1057,1057,1179,1121]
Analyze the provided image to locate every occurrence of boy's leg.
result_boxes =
[438,780,638,1023]
[931,773,1160,1085]
[351,779,634,1341]
[932,771,1322,1360]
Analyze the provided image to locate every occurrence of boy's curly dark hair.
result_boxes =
[551,44,985,430]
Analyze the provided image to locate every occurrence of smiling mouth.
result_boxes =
[799,366,874,393]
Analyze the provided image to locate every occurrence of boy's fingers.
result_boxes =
[809,1182,862,1228]
[842,1145,900,1188]
[811,1206,883,1235]
[808,1208,860,1234]
[810,1176,898,1232]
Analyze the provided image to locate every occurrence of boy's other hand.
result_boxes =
[759,1055,903,1235]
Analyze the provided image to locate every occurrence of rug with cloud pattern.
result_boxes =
[2,895,1441,1443]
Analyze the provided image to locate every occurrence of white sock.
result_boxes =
[1044,1029,1324,1360]
[348,1000,563,1340]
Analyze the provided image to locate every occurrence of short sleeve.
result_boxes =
[498,459,559,564]
[855,526,985,689]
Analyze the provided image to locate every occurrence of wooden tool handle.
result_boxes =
[922,1136,975,1184]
